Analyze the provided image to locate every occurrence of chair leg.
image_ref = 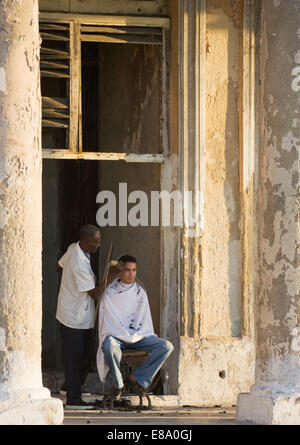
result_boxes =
[138,395,143,409]
[137,394,152,410]
[103,394,114,409]
[146,394,152,410]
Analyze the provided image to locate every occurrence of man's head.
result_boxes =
[118,254,137,285]
[79,224,101,254]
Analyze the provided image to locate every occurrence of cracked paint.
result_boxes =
[255,1,300,399]
[0,67,5,92]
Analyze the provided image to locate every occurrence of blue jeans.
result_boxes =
[102,335,174,389]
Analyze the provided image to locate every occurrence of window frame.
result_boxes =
[39,12,170,164]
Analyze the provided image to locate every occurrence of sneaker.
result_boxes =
[65,399,94,410]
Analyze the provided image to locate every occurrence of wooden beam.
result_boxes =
[81,34,161,44]
[41,70,70,78]
[40,31,70,41]
[69,21,81,153]
[42,97,68,109]
[42,109,69,119]
[40,47,69,56]
[81,26,162,35]
[39,23,69,31]
[42,150,165,162]
[41,54,70,60]
[42,119,69,128]
[39,12,170,29]
[40,60,69,70]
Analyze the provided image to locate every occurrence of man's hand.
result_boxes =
[87,261,124,301]
[107,260,124,284]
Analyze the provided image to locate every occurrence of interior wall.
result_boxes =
[97,162,161,335]
[98,43,162,154]
[42,159,99,369]
[93,41,163,334]
[42,159,62,368]
[39,0,167,15]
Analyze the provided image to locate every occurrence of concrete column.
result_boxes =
[237,0,300,425]
[0,0,63,424]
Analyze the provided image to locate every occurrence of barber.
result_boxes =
[56,224,120,410]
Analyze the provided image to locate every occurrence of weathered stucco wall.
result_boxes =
[0,0,63,424]
[178,336,254,406]
[39,0,167,15]
[255,1,300,389]
[237,0,300,424]
[177,0,256,406]
[202,0,242,338]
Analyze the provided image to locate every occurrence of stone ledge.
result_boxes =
[0,397,64,425]
[237,391,300,425]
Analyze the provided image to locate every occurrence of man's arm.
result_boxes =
[87,263,123,301]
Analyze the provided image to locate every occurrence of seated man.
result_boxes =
[96,255,173,401]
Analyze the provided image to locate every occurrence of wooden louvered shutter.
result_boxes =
[40,22,70,150]
[80,25,163,45]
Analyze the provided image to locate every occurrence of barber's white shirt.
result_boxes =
[56,242,95,329]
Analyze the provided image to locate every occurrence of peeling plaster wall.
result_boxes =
[256,0,300,388]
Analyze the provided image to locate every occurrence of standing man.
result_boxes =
[96,255,174,401]
[56,224,119,409]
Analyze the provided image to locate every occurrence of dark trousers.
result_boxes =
[60,322,94,402]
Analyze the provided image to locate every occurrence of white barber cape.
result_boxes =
[96,278,156,382]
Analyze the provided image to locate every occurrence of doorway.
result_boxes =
[41,34,164,393]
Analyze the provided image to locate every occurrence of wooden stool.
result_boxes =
[121,350,152,410]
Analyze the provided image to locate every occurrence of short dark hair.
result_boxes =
[79,224,101,240]
[118,254,137,264]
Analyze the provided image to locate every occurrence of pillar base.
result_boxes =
[237,386,300,425]
[0,389,64,425]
